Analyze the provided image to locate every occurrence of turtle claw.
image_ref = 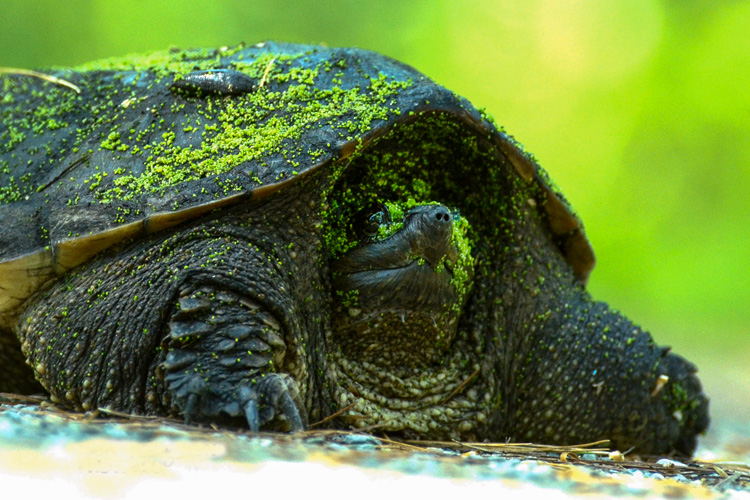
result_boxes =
[244,397,260,432]
[163,371,207,426]
[165,370,306,432]
[240,374,307,432]
[184,392,199,425]
[278,386,305,432]
[239,385,260,431]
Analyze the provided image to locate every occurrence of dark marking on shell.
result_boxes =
[171,69,257,96]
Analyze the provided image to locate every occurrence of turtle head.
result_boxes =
[330,202,474,368]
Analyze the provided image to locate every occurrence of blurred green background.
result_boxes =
[2,0,748,418]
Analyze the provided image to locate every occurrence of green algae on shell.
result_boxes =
[0,41,593,330]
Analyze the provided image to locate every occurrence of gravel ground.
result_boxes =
[0,396,747,499]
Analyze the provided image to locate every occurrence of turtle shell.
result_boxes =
[0,42,594,330]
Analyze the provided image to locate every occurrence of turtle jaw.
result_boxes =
[333,257,458,319]
[332,204,456,275]
[330,204,472,368]
[331,203,459,315]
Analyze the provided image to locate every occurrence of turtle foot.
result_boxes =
[158,285,306,431]
[165,369,306,432]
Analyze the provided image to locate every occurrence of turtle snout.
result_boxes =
[432,207,452,224]
[407,204,454,267]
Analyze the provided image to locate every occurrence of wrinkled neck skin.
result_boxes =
[326,200,708,454]
[469,209,709,455]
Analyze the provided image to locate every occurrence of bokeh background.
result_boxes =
[2,0,748,422]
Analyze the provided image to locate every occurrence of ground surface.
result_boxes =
[0,395,747,499]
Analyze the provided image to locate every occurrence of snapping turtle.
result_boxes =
[0,42,708,455]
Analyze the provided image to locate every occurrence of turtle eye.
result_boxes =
[355,203,392,241]
[365,211,386,235]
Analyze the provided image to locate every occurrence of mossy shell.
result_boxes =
[0,42,594,329]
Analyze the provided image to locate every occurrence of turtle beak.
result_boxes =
[332,204,455,274]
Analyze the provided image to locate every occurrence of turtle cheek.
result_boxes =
[332,261,457,317]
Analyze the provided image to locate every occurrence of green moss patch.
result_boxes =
[323,112,536,260]
[1,44,413,208]
[322,112,542,318]
[98,72,409,202]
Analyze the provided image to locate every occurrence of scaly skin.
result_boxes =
[18,174,331,430]
[14,151,708,454]
[1,43,709,455]
[0,329,43,393]
[324,192,707,454]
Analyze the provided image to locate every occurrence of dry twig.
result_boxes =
[0,67,81,93]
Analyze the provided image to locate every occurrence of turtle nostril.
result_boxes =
[435,212,450,222]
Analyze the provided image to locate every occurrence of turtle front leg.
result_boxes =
[158,284,306,431]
